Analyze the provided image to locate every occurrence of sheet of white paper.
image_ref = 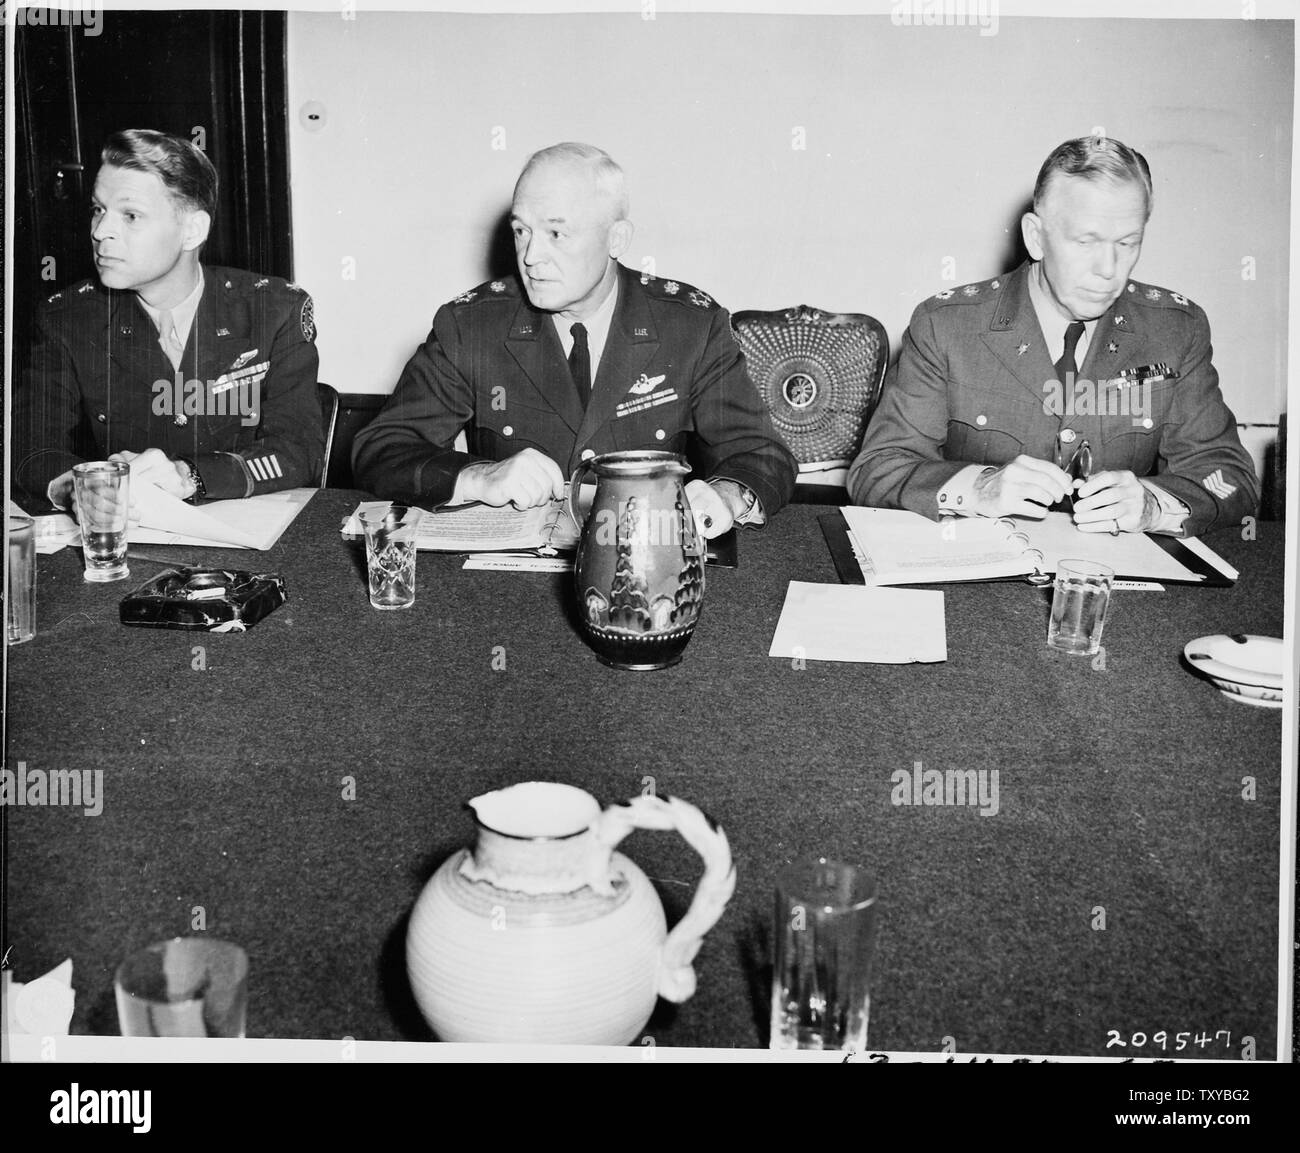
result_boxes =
[462,554,573,572]
[768,581,947,664]
[129,486,315,550]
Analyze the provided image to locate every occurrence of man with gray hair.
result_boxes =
[848,135,1257,537]
[354,142,796,535]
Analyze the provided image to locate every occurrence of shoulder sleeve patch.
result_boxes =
[300,296,316,343]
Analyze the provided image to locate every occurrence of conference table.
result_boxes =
[4,490,1286,1059]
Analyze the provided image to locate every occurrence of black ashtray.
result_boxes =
[119,567,287,631]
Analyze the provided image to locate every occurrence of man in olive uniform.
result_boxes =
[848,135,1257,537]
[13,129,323,511]
[352,142,796,537]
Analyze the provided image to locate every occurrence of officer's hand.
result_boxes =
[110,449,195,502]
[684,479,734,540]
[456,449,565,509]
[1072,470,1158,533]
[971,454,1071,519]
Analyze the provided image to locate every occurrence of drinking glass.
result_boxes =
[1048,559,1113,655]
[360,504,422,609]
[72,460,131,582]
[7,514,36,644]
[770,857,878,1052]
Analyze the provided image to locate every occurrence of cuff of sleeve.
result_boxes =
[195,452,254,500]
[709,477,765,527]
[936,464,992,517]
[1139,479,1190,535]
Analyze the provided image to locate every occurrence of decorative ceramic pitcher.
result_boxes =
[569,450,705,670]
[406,781,736,1046]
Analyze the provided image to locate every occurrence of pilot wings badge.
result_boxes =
[629,373,666,395]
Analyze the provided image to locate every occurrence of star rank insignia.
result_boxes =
[689,290,712,308]
[1016,342,1029,356]
[664,281,680,295]
[490,281,505,293]
[452,290,477,304]
[1145,287,1161,301]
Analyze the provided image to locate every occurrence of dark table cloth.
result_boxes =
[3,491,1284,1058]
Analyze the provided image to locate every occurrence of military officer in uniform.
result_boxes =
[352,142,796,536]
[13,129,324,512]
[848,135,1258,538]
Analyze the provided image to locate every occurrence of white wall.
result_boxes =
[287,10,1292,447]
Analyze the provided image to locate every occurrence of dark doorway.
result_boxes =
[10,8,292,372]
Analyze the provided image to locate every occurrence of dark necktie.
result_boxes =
[568,322,591,404]
[1054,321,1086,385]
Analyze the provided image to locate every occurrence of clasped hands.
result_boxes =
[970,454,1159,533]
[48,448,197,523]
[455,447,741,538]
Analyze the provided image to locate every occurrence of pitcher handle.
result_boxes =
[566,460,596,532]
[594,795,737,1003]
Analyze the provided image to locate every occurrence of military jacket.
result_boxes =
[13,265,324,505]
[847,261,1258,536]
[352,264,797,517]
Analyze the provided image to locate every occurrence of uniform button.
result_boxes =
[975,414,987,427]
[502,425,513,437]
[1142,418,1153,429]
[655,429,666,441]
[580,448,595,462]
[1059,428,1077,444]
[174,415,188,426]
[96,413,107,423]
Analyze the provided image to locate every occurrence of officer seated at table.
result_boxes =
[12,128,324,514]
[847,134,1258,538]
[352,141,797,537]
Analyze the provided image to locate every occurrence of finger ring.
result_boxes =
[1109,519,1120,536]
